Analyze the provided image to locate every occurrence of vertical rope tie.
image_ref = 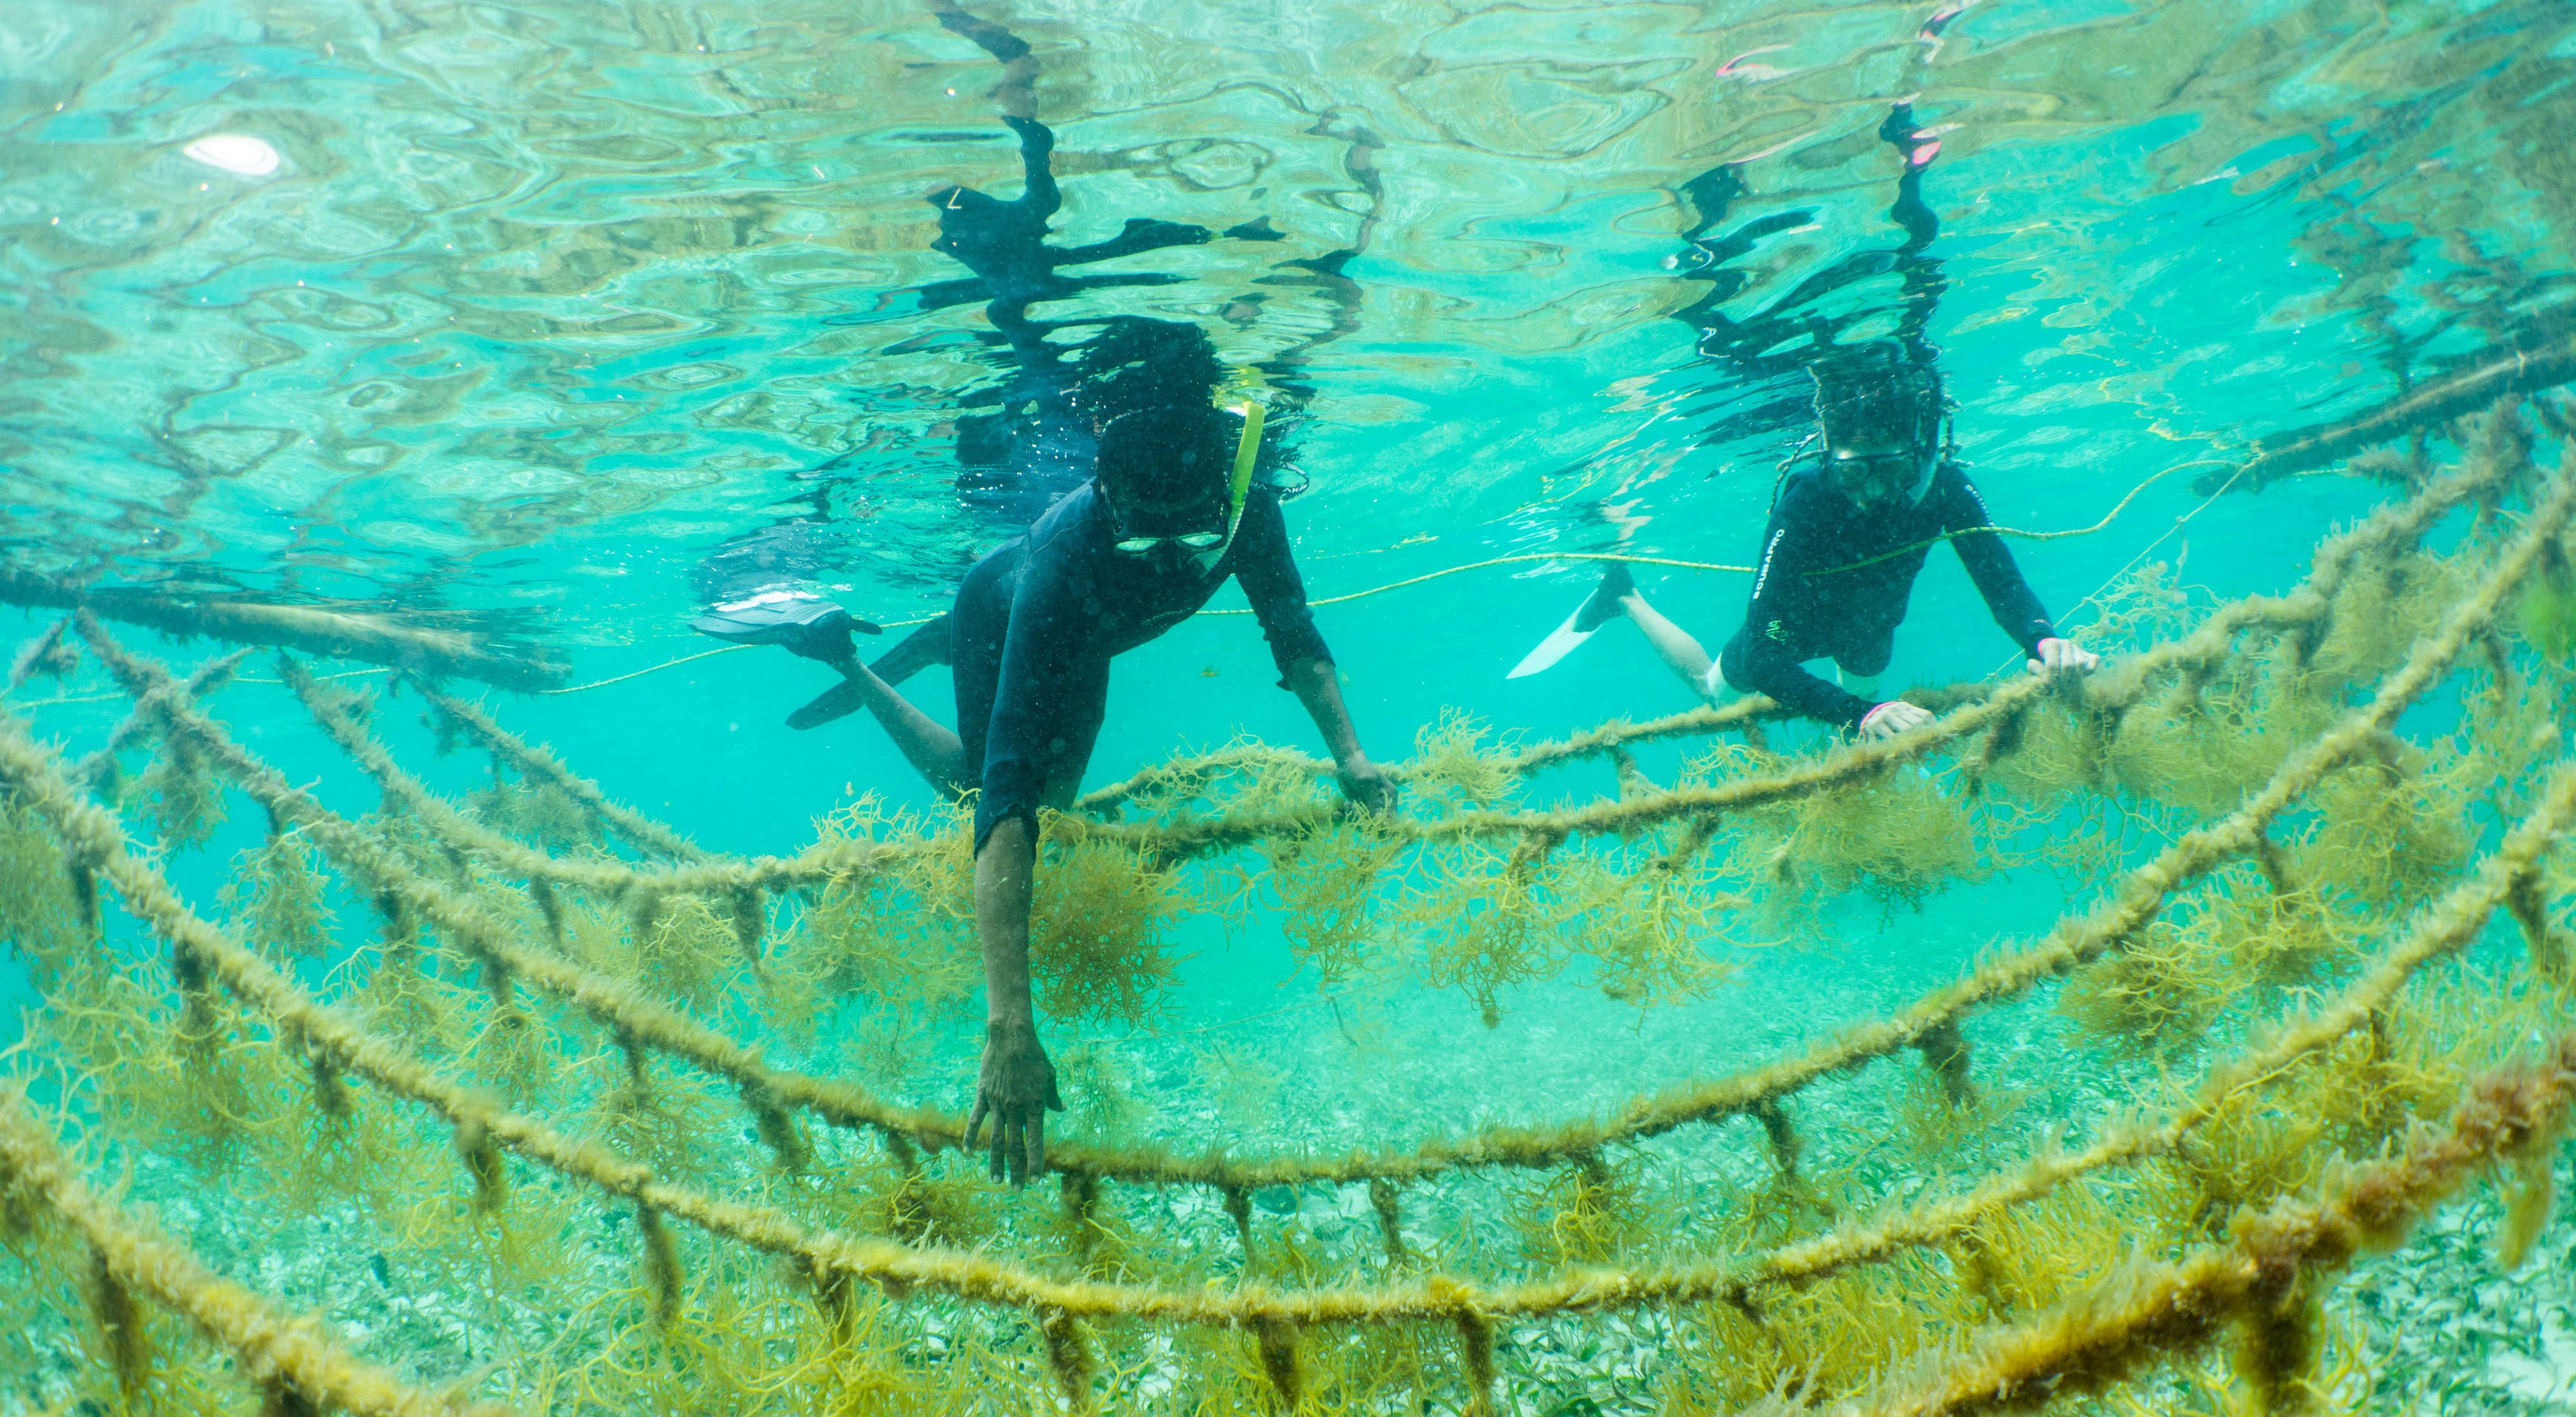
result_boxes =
[638,1203,682,1326]
[626,887,667,950]
[1455,1307,1498,1417]
[1061,1170,1103,1270]
[478,956,516,1020]
[726,884,767,969]
[454,1117,507,1213]
[1968,702,2029,781]
[1752,1098,1801,1177]
[1222,1184,1255,1264]
[807,1259,857,1343]
[372,891,415,971]
[526,876,563,944]
[2251,831,2298,896]
[740,1075,808,1171]
[1253,1314,1302,1411]
[1041,1307,1096,1413]
[283,1022,352,1119]
[613,1026,651,1095]
[88,1244,149,1394]
[169,937,221,1052]
[68,857,100,936]
[1367,1177,1405,1261]
[2504,867,2572,978]
[1916,1019,1976,1108]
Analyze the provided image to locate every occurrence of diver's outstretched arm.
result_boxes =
[1283,656,1394,812]
[965,814,1059,1185]
[829,657,972,795]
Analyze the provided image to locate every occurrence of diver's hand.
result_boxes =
[1858,700,1937,740]
[965,1018,1062,1186]
[2027,637,2099,676]
[1336,755,1397,815]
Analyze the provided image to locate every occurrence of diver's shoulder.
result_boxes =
[1025,482,1106,555]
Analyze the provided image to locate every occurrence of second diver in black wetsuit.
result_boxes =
[1584,345,2097,737]
[1517,104,2096,736]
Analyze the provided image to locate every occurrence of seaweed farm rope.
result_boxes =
[0,1085,518,1417]
[1856,1030,2576,1417]
[1,704,2568,1349]
[246,447,2512,909]
[57,453,2573,1204]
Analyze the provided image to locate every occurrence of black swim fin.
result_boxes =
[787,680,867,732]
[785,616,958,731]
[689,592,879,663]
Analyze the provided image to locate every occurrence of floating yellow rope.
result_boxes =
[529,458,2211,697]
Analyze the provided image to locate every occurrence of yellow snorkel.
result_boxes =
[1222,400,1264,544]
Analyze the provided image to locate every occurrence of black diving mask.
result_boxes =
[1096,401,1264,558]
[1828,444,1936,509]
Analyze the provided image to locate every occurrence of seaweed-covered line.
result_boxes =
[404,678,707,862]
[0,1085,517,1417]
[3,616,73,696]
[269,444,2511,904]
[65,448,2565,1197]
[1075,435,2514,815]
[71,647,247,788]
[1072,441,2522,857]
[1849,1029,2576,1417]
[73,622,963,1161]
[1730,754,2576,1305]
[274,654,881,897]
[0,689,2565,1351]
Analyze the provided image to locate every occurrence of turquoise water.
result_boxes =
[6,1,2576,1412]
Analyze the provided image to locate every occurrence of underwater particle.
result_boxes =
[182,132,281,176]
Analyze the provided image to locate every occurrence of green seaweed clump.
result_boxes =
[1403,839,1566,1026]
[1028,826,1193,1031]
[1510,1155,1649,1266]
[1258,822,1402,987]
[1405,709,1517,810]
[0,794,81,976]
[470,774,596,852]
[2060,914,2230,1056]
[218,830,338,959]
[131,736,227,851]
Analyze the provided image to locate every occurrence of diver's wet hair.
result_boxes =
[1072,318,1227,424]
[1809,342,1944,450]
[1094,402,1230,509]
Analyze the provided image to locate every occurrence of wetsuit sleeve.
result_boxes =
[1720,493,1876,728]
[974,540,1084,850]
[1939,471,2057,655]
[1228,489,1332,684]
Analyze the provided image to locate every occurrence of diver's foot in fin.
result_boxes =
[1573,562,1636,632]
[690,592,879,664]
[869,614,954,687]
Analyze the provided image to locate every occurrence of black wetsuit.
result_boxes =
[1716,461,2055,728]
[956,475,1329,848]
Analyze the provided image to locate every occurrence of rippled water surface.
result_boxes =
[8,0,2573,658]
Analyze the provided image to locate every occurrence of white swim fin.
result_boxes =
[1508,605,1596,678]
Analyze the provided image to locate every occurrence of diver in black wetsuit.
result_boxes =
[775,317,1390,1185]
[1528,104,2096,736]
[1590,345,2096,737]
